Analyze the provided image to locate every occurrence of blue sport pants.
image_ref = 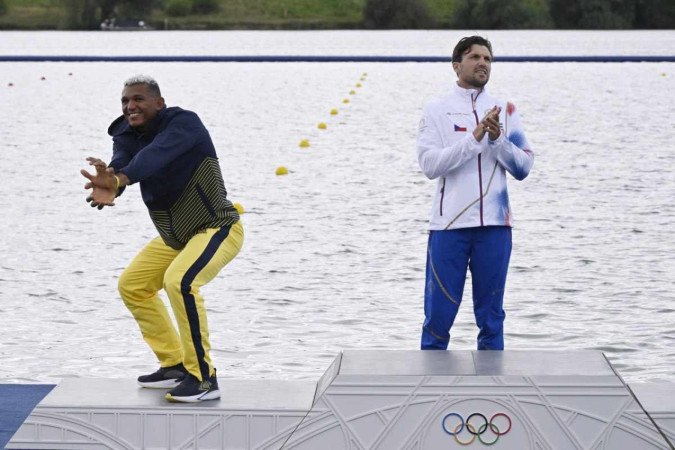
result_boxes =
[421,226,512,350]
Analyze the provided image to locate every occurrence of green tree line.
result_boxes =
[368,0,673,29]
[0,0,672,30]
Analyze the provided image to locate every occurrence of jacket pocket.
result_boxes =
[439,177,445,216]
[195,183,216,217]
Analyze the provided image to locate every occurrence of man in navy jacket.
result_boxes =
[82,75,243,402]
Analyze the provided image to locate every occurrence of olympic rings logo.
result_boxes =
[441,412,512,446]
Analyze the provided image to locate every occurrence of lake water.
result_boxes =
[0,30,673,385]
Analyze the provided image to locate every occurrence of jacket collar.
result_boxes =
[452,82,486,99]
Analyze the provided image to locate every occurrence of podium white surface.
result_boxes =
[8,350,674,449]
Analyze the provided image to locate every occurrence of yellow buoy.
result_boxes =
[662,72,667,77]
[299,139,310,148]
[330,108,338,115]
[362,72,368,76]
[356,83,362,88]
[342,98,350,104]
[233,202,245,214]
[349,90,356,95]
[318,122,327,129]
[275,166,289,176]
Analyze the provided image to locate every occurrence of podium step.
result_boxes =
[7,378,314,449]
[6,350,674,449]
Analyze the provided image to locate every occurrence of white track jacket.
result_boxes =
[417,83,534,230]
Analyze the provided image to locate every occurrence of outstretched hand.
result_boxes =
[81,157,117,210]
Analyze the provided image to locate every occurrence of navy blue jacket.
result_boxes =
[108,106,239,249]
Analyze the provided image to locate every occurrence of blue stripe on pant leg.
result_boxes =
[181,226,232,381]
[421,230,471,350]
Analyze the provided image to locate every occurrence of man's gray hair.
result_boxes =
[124,75,161,97]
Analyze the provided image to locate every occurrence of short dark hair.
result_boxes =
[123,75,162,97]
[452,36,493,63]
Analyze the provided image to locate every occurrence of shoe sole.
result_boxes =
[138,379,183,389]
[165,389,220,403]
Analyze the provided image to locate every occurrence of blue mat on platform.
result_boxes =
[0,384,55,449]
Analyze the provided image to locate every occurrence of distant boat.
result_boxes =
[100,18,153,31]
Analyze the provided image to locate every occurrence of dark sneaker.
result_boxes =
[165,370,220,403]
[137,363,188,389]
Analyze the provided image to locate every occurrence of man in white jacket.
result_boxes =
[417,36,534,350]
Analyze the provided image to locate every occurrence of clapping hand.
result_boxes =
[482,106,501,141]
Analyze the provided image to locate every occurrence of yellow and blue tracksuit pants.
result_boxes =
[118,221,243,381]
[421,226,511,351]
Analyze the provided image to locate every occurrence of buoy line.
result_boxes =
[276,71,368,178]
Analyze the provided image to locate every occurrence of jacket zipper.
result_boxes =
[471,92,484,226]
